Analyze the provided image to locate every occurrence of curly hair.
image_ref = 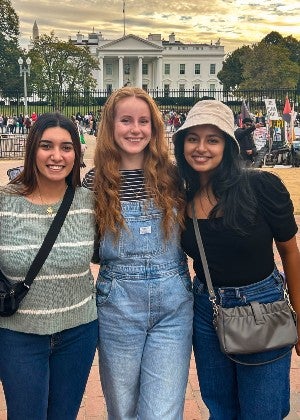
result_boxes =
[93,87,186,239]
[10,112,81,194]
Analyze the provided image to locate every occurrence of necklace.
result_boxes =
[38,191,54,214]
[36,186,66,214]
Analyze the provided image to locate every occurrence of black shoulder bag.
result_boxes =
[0,186,75,317]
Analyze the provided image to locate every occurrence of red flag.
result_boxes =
[283,96,291,123]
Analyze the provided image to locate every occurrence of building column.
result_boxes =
[138,56,143,88]
[156,56,163,90]
[118,56,124,88]
[98,56,104,90]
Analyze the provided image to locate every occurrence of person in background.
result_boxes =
[173,99,300,419]
[0,112,98,419]
[83,86,193,419]
[24,115,32,133]
[31,111,38,124]
[71,115,87,168]
[234,117,263,167]
[17,114,24,134]
[0,115,4,133]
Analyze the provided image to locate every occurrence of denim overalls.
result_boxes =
[96,199,193,420]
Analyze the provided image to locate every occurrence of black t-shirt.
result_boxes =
[181,171,297,287]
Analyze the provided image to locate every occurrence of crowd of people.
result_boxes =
[0,91,299,420]
[0,112,37,134]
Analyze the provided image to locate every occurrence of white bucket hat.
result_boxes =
[172,100,240,151]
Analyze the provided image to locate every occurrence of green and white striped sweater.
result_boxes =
[0,187,97,335]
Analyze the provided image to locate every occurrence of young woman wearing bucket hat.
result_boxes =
[173,99,300,419]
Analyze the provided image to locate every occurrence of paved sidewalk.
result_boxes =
[0,151,299,419]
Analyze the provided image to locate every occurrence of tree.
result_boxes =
[283,35,300,89]
[0,0,19,40]
[0,0,23,96]
[239,41,299,90]
[218,31,300,91]
[262,31,284,46]
[29,32,99,97]
[217,46,251,90]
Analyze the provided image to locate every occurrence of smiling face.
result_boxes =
[183,124,226,180]
[113,96,152,168]
[35,126,75,187]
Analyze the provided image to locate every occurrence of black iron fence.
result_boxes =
[0,132,174,160]
[0,134,27,159]
[0,88,299,118]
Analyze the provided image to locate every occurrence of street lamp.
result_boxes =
[18,56,31,116]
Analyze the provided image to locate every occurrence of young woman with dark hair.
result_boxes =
[0,112,98,419]
[173,99,300,420]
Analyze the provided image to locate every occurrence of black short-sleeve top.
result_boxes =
[181,171,298,287]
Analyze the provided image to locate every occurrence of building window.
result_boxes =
[164,64,170,75]
[210,64,216,74]
[179,64,185,75]
[142,64,148,75]
[106,84,112,94]
[106,63,113,75]
[179,84,185,97]
[142,84,148,91]
[209,84,216,91]
[194,64,200,75]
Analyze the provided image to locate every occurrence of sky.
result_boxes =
[11,0,300,54]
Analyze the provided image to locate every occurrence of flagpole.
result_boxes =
[123,0,126,37]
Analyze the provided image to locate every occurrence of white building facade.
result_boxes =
[70,31,224,92]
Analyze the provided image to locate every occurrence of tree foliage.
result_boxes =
[262,31,284,46]
[239,42,299,89]
[218,31,300,91]
[29,32,99,93]
[0,0,23,96]
[217,46,251,90]
[0,0,19,41]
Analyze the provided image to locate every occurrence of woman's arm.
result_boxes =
[276,236,300,356]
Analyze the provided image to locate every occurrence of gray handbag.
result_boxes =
[191,201,298,365]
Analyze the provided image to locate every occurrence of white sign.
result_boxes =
[264,99,279,120]
[254,127,267,151]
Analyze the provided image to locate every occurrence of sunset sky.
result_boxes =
[11,0,300,53]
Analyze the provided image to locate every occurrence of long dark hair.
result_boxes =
[174,129,258,234]
[10,112,81,194]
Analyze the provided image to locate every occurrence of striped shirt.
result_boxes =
[0,187,97,335]
[82,168,148,201]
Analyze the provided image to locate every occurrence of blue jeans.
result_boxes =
[0,320,98,420]
[193,268,292,420]
[97,200,194,419]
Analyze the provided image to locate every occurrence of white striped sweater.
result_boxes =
[0,187,97,334]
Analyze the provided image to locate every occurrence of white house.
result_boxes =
[69,31,224,92]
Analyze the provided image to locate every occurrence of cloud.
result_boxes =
[11,0,300,52]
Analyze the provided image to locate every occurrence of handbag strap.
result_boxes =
[23,185,75,288]
[191,200,217,304]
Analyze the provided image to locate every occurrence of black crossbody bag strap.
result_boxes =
[23,186,75,289]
